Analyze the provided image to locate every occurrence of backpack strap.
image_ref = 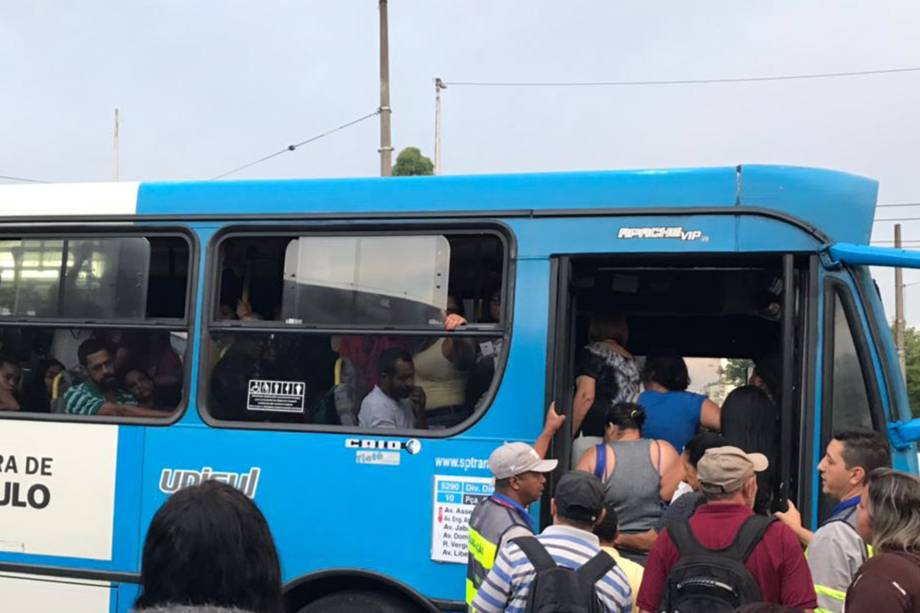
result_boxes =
[512,536,558,572]
[726,514,776,562]
[667,519,711,558]
[593,443,607,480]
[576,550,616,594]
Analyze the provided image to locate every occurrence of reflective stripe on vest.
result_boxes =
[466,498,531,605]
[809,504,872,613]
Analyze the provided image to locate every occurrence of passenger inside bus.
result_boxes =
[638,352,722,452]
[21,358,64,413]
[568,254,796,518]
[62,339,170,418]
[206,233,505,429]
[0,355,22,411]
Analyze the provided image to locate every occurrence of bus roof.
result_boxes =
[0,164,878,244]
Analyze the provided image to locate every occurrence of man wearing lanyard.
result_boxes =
[775,429,891,613]
[465,441,558,609]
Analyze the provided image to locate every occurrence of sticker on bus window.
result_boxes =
[431,474,494,564]
[247,379,306,413]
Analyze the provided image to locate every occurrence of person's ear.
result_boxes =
[851,466,866,487]
[594,507,607,528]
[550,498,557,517]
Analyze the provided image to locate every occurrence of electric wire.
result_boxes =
[444,66,920,88]
[210,110,381,180]
[0,174,48,184]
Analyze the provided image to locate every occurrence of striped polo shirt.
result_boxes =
[63,382,137,415]
[471,524,633,613]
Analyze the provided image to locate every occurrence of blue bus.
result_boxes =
[0,165,918,612]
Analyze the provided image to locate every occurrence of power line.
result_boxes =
[210,110,381,180]
[444,66,920,88]
[0,174,48,184]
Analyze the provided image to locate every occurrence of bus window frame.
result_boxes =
[0,225,198,427]
[199,221,516,437]
[820,278,885,446]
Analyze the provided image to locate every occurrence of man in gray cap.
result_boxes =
[465,441,557,608]
[472,471,632,613]
[636,446,817,613]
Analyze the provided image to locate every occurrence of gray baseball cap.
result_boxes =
[488,442,558,479]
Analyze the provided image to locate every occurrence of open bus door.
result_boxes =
[822,243,920,472]
[544,256,576,527]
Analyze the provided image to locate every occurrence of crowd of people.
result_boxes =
[131,444,920,613]
[467,436,920,613]
[461,312,920,612]
[0,330,183,417]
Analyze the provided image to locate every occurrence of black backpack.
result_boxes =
[661,514,775,613]
[513,536,616,613]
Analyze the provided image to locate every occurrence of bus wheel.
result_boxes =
[295,589,429,613]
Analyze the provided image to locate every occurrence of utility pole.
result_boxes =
[896,223,906,375]
[378,0,393,176]
[434,78,447,174]
[113,108,120,182]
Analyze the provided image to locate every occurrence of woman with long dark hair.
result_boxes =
[21,357,64,413]
[720,384,780,514]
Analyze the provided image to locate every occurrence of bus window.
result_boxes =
[829,292,873,431]
[0,234,191,420]
[205,230,507,431]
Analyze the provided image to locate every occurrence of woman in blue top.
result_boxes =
[637,352,721,452]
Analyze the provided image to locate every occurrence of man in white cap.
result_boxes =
[637,446,817,613]
[465,441,558,609]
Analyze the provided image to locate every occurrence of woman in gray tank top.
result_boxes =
[575,401,682,565]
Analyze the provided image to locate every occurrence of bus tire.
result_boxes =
[295,589,429,613]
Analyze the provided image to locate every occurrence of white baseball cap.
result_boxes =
[488,442,558,479]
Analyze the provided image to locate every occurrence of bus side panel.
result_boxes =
[138,258,553,603]
[0,572,113,612]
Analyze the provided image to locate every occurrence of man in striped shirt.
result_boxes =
[64,339,159,417]
[471,470,632,612]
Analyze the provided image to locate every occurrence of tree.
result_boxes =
[903,326,920,417]
[392,147,434,176]
[721,358,753,388]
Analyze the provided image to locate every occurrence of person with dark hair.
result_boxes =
[472,471,632,613]
[124,369,162,410]
[357,347,426,429]
[21,357,64,413]
[774,429,891,613]
[637,447,817,612]
[656,432,729,530]
[638,351,721,452]
[595,501,645,609]
[721,385,780,514]
[134,480,283,613]
[846,468,920,613]
[63,339,162,417]
[572,312,640,437]
[0,354,22,411]
[750,351,782,402]
[576,402,683,564]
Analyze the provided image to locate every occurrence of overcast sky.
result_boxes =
[3,1,920,321]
